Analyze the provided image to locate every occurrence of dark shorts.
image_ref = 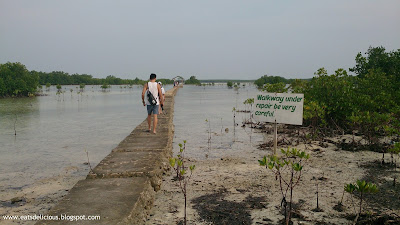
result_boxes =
[147,105,159,115]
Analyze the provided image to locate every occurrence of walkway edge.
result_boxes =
[36,86,181,225]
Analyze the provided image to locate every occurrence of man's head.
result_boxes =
[150,73,156,80]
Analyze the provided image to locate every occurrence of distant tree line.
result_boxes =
[0,62,174,97]
[36,72,174,86]
[200,79,255,83]
[254,75,313,88]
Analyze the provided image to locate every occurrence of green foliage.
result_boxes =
[79,83,85,90]
[243,98,254,105]
[169,140,195,225]
[299,47,400,147]
[101,83,110,90]
[304,68,357,127]
[185,76,201,85]
[38,72,146,85]
[254,75,289,88]
[0,62,39,97]
[1,62,179,97]
[303,100,327,128]
[389,142,400,155]
[388,142,400,170]
[350,46,400,83]
[289,79,308,94]
[353,69,396,113]
[349,111,394,145]
[227,81,233,88]
[345,180,378,215]
[199,79,255,83]
[259,148,310,224]
[261,82,288,93]
[156,78,174,85]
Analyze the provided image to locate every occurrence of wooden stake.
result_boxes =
[274,120,277,155]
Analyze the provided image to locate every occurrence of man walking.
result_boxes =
[142,73,164,134]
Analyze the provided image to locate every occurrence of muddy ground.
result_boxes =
[146,125,400,225]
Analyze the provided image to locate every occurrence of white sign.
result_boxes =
[254,92,304,125]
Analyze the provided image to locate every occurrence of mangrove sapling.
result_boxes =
[259,147,310,225]
[205,119,211,156]
[56,84,62,92]
[232,107,237,142]
[45,83,51,91]
[84,149,93,172]
[80,83,85,92]
[345,180,378,219]
[388,142,400,186]
[313,183,324,212]
[169,141,195,225]
[243,98,254,123]
[220,118,223,145]
[14,114,17,136]
[333,186,347,212]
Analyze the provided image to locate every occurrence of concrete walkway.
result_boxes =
[37,87,180,225]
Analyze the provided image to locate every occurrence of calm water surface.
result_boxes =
[172,84,264,159]
[0,84,263,193]
[0,85,170,191]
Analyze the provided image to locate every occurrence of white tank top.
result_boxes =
[146,82,160,105]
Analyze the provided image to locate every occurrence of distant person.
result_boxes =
[158,81,165,114]
[142,73,164,134]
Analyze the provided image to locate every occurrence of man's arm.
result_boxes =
[157,84,164,105]
[141,83,147,106]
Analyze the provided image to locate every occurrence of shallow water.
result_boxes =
[172,84,265,159]
[0,84,264,194]
[0,85,170,192]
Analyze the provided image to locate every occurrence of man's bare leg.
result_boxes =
[147,114,152,131]
[153,114,158,134]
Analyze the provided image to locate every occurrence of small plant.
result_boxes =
[169,141,195,225]
[101,83,110,91]
[313,182,323,212]
[79,83,86,91]
[14,114,17,136]
[259,148,310,225]
[345,180,378,218]
[84,149,93,172]
[243,98,254,107]
[243,98,254,122]
[205,119,211,156]
[45,83,51,91]
[232,107,237,141]
[227,81,233,88]
[388,142,400,186]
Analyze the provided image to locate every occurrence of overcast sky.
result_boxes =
[0,0,399,80]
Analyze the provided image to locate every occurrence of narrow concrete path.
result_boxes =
[37,87,180,225]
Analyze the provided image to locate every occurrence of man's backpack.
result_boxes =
[147,83,157,105]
